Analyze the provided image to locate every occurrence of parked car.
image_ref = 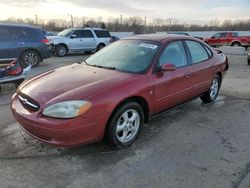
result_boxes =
[203,32,250,47]
[11,34,229,148]
[0,24,51,67]
[48,27,111,57]
[110,36,120,43]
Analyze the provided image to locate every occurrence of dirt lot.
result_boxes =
[0,54,250,188]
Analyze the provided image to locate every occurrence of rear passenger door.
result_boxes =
[184,40,214,95]
[81,30,96,50]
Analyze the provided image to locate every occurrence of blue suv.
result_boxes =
[0,24,51,67]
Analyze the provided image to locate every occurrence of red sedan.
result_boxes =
[11,34,229,148]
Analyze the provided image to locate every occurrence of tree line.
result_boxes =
[4,16,250,34]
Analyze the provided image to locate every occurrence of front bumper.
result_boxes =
[11,93,110,147]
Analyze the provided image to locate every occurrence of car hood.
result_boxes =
[47,36,65,40]
[18,63,136,106]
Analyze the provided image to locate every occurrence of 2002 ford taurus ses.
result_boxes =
[11,34,229,148]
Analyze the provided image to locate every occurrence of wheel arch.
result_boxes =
[98,42,106,47]
[231,40,241,46]
[103,95,149,141]
[109,96,149,124]
[56,43,69,52]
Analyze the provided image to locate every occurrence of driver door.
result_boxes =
[69,30,85,51]
[153,41,194,113]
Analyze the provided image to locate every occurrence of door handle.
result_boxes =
[184,73,193,78]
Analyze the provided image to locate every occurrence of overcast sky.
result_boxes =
[0,0,249,24]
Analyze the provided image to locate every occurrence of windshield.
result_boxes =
[85,40,160,73]
[58,29,73,37]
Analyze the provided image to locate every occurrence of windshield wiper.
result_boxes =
[89,64,116,70]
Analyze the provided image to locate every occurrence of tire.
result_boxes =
[55,44,67,57]
[200,75,221,103]
[84,51,92,54]
[106,102,144,149]
[232,42,241,47]
[21,50,40,68]
[96,44,105,52]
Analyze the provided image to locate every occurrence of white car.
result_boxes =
[48,28,111,57]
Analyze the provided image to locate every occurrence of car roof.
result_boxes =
[0,23,41,30]
[72,27,108,31]
[123,34,194,43]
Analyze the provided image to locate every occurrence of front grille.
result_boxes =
[18,93,40,111]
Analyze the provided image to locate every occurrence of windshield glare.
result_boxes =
[58,29,73,37]
[85,40,159,73]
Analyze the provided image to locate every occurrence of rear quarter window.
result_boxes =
[94,30,111,38]
[0,28,12,41]
[12,28,40,40]
[185,40,209,64]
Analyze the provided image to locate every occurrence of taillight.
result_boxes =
[41,39,50,45]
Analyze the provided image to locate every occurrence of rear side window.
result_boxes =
[0,28,12,41]
[82,30,94,38]
[186,40,209,64]
[72,30,94,38]
[94,30,111,38]
[159,41,188,68]
[12,28,40,40]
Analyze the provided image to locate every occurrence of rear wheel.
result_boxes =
[96,44,105,52]
[56,44,67,57]
[200,75,220,103]
[21,50,40,68]
[232,42,241,47]
[106,102,144,149]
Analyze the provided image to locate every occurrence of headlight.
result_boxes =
[42,100,92,118]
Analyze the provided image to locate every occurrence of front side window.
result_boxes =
[185,40,209,64]
[72,30,83,38]
[213,33,220,38]
[159,41,188,68]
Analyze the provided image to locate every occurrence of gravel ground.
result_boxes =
[0,54,250,188]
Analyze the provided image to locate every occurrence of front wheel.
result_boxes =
[55,45,67,57]
[106,102,144,149]
[200,75,220,103]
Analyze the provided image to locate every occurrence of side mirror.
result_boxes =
[71,34,76,39]
[161,64,176,71]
